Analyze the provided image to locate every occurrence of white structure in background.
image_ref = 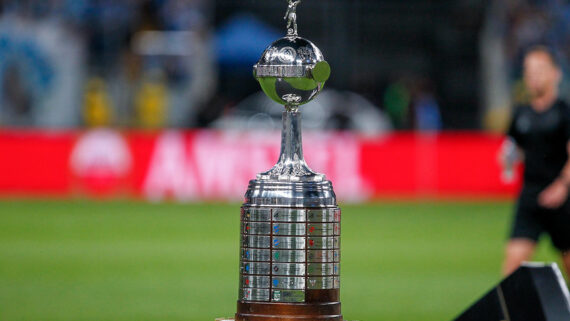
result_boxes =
[131,30,217,127]
[0,13,85,127]
[480,0,511,132]
[212,90,392,134]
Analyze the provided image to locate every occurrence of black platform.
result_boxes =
[454,263,570,321]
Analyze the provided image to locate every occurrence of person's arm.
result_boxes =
[538,142,570,209]
[499,107,523,181]
[499,136,523,183]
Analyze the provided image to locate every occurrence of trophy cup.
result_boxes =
[229,1,341,320]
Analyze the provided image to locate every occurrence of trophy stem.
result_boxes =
[257,109,323,182]
[278,109,305,167]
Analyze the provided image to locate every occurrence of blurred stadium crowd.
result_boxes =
[0,0,215,128]
[0,0,568,132]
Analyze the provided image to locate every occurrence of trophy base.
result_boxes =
[219,317,347,321]
[235,300,342,321]
[215,318,346,321]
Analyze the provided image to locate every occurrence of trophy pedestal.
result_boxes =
[236,292,342,320]
[219,317,347,321]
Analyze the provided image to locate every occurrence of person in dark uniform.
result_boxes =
[501,46,570,277]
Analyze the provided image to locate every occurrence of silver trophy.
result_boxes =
[232,1,340,320]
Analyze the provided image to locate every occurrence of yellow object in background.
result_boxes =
[483,106,511,133]
[83,78,114,127]
[135,73,168,129]
[512,79,530,106]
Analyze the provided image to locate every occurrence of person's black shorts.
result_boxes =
[510,186,570,251]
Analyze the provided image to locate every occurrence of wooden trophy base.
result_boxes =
[234,289,342,321]
[235,302,342,321]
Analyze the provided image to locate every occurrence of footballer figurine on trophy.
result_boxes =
[284,0,301,36]
[220,1,342,320]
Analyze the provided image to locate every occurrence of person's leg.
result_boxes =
[504,190,541,276]
[545,199,570,280]
[503,238,537,276]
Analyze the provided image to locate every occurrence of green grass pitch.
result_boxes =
[0,200,562,321]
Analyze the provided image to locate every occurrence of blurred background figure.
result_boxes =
[500,47,570,278]
[83,77,114,127]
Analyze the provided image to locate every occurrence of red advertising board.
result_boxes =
[0,129,520,201]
